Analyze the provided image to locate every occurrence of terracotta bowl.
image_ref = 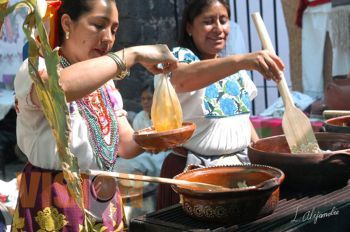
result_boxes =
[248,132,350,190]
[324,115,350,133]
[172,164,284,224]
[133,122,196,151]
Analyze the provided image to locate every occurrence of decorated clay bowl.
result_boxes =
[172,164,284,224]
[324,115,350,133]
[248,132,350,190]
[133,122,195,151]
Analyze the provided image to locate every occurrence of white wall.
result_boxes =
[229,0,290,115]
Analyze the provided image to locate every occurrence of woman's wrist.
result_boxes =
[231,54,251,71]
[124,47,137,70]
[107,49,130,80]
[128,45,151,65]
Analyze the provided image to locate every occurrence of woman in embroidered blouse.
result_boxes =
[157,0,285,209]
[13,0,177,231]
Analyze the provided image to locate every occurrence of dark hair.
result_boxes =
[179,0,230,59]
[57,0,116,45]
[57,0,94,45]
[140,80,155,96]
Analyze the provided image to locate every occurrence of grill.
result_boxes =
[130,181,350,232]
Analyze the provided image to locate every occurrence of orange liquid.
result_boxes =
[151,75,183,132]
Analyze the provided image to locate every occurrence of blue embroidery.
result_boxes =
[219,98,237,115]
[206,84,219,98]
[172,47,251,118]
[225,80,240,96]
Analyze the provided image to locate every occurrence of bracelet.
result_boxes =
[107,49,130,80]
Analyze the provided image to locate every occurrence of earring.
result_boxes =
[188,33,192,37]
[65,31,70,40]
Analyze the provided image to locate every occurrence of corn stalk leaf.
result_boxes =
[1,1,95,230]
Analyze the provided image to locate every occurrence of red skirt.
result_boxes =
[12,163,127,231]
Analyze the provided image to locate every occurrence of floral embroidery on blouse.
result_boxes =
[172,47,251,118]
[35,207,68,232]
[172,47,200,64]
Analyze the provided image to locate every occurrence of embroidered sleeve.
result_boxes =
[172,47,200,64]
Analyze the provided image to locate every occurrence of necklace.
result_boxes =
[60,56,71,67]
[60,56,119,170]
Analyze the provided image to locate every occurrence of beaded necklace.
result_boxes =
[60,56,119,170]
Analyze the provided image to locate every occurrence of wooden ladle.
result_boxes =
[83,169,232,192]
[251,12,320,154]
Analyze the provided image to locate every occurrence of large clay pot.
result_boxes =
[325,79,350,110]
[324,116,350,133]
[172,165,284,224]
[248,132,350,190]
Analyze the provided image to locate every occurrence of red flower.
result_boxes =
[44,0,62,48]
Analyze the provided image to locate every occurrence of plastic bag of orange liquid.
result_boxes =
[151,73,183,132]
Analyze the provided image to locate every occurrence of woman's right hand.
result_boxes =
[244,50,284,82]
[127,44,178,74]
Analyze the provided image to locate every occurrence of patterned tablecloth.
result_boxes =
[250,115,324,138]
[0,89,15,121]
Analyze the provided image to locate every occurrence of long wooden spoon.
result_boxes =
[251,12,320,154]
[83,169,232,192]
[323,110,350,119]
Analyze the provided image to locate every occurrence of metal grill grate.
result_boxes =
[130,181,350,232]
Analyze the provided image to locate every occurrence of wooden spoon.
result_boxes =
[251,12,320,154]
[325,148,350,155]
[323,110,350,119]
[83,169,232,192]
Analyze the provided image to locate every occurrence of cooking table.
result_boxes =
[129,180,350,231]
[250,116,323,138]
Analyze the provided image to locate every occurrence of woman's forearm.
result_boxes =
[116,116,144,159]
[170,54,249,93]
[59,45,175,101]
[60,48,136,102]
[170,50,284,93]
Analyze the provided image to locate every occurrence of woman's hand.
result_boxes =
[245,50,285,82]
[127,44,178,74]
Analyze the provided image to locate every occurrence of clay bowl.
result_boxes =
[172,164,284,224]
[324,115,350,133]
[133,122,195,151]
[248,132,350,190]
